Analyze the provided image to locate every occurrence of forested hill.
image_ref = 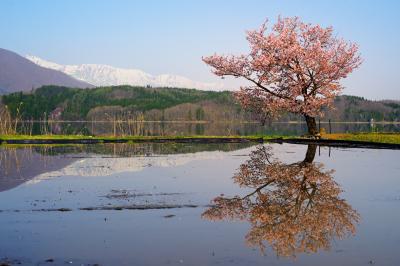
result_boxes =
[1,85,399,122]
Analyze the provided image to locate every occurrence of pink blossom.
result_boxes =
[203,17,362,119]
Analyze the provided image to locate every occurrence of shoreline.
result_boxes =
[1,133,400,149]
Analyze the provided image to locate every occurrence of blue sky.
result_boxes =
[1,0,399,99]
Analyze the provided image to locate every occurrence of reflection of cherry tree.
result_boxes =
[202,145,359,257]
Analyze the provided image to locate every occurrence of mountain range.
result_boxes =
[0,48,93,93]
[26,55,223,90]
[0,48,223,93]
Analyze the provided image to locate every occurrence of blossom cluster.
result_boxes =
[203,17,362,118]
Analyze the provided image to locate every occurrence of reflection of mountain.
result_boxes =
[0,147,78,192]
[202,145,360,257]
[29,151,227,183]
[27,143,255,184]
[0,143,255,190]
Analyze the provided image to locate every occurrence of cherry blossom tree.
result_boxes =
[203,17,362,135]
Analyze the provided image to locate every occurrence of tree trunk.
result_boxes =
[304,115,318,136]
[303,144,317,163]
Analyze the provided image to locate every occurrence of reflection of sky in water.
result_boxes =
[0,143,399,265]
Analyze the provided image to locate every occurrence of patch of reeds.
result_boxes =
[104,112,146,137]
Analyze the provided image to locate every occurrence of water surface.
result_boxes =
[0,143,399,265]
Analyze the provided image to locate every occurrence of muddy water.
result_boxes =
[0,143,399,265]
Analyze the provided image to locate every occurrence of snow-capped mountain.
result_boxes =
[26,55,223,90]
[0,48,92,94]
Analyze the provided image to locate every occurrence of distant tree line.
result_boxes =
[1,85,399,122]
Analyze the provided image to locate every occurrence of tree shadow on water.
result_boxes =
[202,144,360,258]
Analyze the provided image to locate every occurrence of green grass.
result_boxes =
[321,132,400,144]
[0,134,91,140]
[1,133,400,145]
[0,134,270,141]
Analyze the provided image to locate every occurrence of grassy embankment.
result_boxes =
[321,132,400,144]
[1,133,400,145]
[0,134,269,140]
[0,134,270,145]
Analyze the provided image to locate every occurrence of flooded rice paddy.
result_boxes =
[0,143,399,265]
